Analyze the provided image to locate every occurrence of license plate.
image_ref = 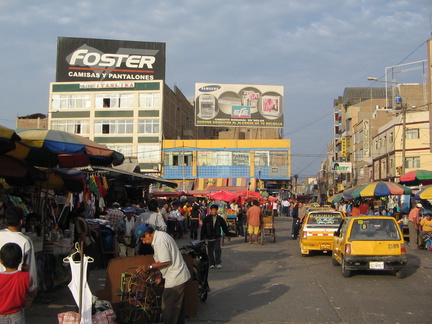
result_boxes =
[369,261,384,270]
[320,243,331,250]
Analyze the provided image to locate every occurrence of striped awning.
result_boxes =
[228,178,257,190]
[194,178,228,190]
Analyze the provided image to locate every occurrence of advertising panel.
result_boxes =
[195,83,284,128]
[56,37,165,82]
[331,162,352,173]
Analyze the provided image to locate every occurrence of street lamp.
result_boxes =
[368,77,407,175]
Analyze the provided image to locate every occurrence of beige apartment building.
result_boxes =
[326,84,430,195]
[372,110,431,181]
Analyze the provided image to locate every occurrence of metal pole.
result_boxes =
[182,143,186,192]
[401,104,407,175]
[385,67,389,108]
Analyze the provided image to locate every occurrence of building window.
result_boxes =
[214,152,231,166]
[255,151,269,166]
[50,120,90,135]
[139,93,161,108]
[52,94,91,109]
[270,152,287,166]
[138,119,160,134]
[95,119,133,134]
[359,167,365,179]
[406,128,419,140]
[107,145,133,157]
[389,132,394,143]
[197,151,213,166]
[381,159,387,178]
[95,93,134,109]
[138,145,161,163]
[405,156,420,168]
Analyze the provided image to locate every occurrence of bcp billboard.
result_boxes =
[195,83,284,128]
[56,37,166,82]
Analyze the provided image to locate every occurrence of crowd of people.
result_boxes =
[3,192,431,323]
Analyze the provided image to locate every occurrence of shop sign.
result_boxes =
[331,162,352,173]
[56,37,166,82]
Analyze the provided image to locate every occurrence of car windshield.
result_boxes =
[349,219,401,241]
[307,213,343,227]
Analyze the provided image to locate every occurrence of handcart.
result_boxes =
[222,209,237,245]
[261,211,276,245]
[117,267,163,323]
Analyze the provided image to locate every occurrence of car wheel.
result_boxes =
[341,257,351,277]
[395,269,407,279]
[331,253,339,266]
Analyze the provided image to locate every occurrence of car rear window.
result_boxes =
[349,219,401,241]
[307,213,343,226]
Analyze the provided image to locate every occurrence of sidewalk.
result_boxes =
[25,235,432,323]
[25,267,108,323]
[25,237,192,323]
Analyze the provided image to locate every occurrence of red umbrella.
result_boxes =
[236,190,261,199]
[207,190,240,202]
[268,196,277,202]
[399,170,432,186]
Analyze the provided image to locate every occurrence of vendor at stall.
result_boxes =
[116,207,137,257]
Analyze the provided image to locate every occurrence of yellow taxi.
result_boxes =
[332,216,407,278]
[299,210,345,256]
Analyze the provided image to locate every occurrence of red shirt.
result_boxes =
[0,271,30,314]
[359,203,369,214]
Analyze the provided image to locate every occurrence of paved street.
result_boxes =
[189,217,432,324]
[26,216,432,323]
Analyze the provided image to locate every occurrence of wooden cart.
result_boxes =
[222,209,237,245]
[260,212,276,245]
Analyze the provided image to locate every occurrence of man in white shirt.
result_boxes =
[0,206,38,293]
[138,227,191,324]
[282,199,291,216]
[136,199,167,232]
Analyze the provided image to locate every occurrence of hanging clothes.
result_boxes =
[102,176,109,190]
[95,175,107,197]
[67,255,93,324]
[99,197,105,210]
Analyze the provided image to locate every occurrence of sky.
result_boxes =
[0,0,431,182]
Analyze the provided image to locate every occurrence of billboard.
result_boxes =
[195,83,284,128]
[56,37,165,82]
[331,162,352,173]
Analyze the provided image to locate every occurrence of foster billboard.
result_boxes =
[56,37,165,82]
[195,83,284,128]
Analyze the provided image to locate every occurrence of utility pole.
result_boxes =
[182,142,186,192]
[401,103,407,175]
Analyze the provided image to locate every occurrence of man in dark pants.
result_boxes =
[201,204,229,269]
[291,202,300,239]
[138,227,191,324]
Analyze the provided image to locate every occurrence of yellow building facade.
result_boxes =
[162,139,291,192]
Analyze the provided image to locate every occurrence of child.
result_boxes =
[0,243,37,324]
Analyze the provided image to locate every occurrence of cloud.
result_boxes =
[0,0,431,179]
